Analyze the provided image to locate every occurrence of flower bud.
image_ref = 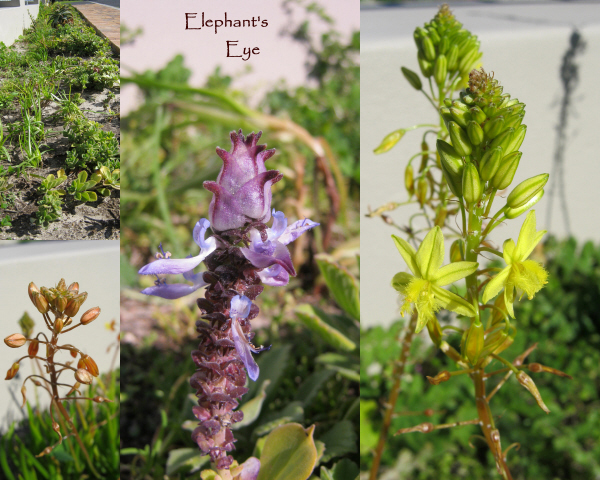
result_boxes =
[506,173,549,209]
[28,339,39,357]
[462,163,482,205]
[439,106,453,124]
[67,282,79,294]
[434,54,447,86]
[28,282,39,304]
[31,291,49,314]
[203,131,282,232]
[401,66,422,91]
[54,317,64,334]
[374,129,405,154]
[450,107,470,128]
[75,368,93,385]
[466,121,484,146]
[517,371,550,414]
[528,363,572,379]
[504,113,524,130]
[480,146,503,182]
[405,164,415,196]
[56,278,67,292]
[489,127,514,152]
[450,239,464,262]
[448,121,472,157]
[80,307,101,325]
[4,333,27,348]
[92,396,113,403]
[505,124,527,155]
[483,116,505,140]
[446,43,459,70]
[438,36,449,55]
[64,292,88,318]
[416,177,428,206]
[427,370,451,385]
[417,51,433,77]
[469,106,486,124]
[5,362,19,380]
[505,189,544,219]
[464,321,484,365]
[490,151,521,190]
[55,296,68,313]
[437,139,464,197]
[421,35,436,61]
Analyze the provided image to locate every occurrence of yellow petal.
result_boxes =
[482,266,511,304]
[415,226,444,279]
[432,261,478,286]
[392,235,420,276]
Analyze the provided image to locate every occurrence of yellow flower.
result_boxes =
[482,210,548,317]
[392,226,478,333]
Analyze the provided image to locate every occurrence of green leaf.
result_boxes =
[257,424,318,480]
[166,448,209,475]
[294,369,335,407]
[254,402,304,437]
[247,345,290,399]
[318,420,357,463]
[324,459,359,480]
[316,257,359,320]
[295,304,356,352]
[359,400,379,455]
[233,380,270,430]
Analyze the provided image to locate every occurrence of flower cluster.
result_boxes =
[139,130,318,470]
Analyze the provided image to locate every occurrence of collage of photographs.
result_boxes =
[0,0,599,479]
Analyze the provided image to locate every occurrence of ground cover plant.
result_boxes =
[360,4,597,479]
[0,3,120,240]
[1,279,120,479]
[120,3,359,478]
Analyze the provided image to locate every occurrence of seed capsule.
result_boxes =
[437,139,464,197]
[5,363,20,380]
[462,163,482,205]
[4,333,27,348]
[75,368,93,385]
[405,164,415,196]
[80,307,101,325]
[401,66,422,91]
[505,189,544,219]
[418,51,433,77]
[28,339,39,357]
[480,146,503,182]
[464,321,484,365]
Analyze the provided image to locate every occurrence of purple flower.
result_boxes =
[203,130,283,232]
[241,210,319,286]
[138,219,216,299]
[230,295,260,381]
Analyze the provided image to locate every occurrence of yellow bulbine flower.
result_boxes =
[482,210,548,317]
[391,226,478,333]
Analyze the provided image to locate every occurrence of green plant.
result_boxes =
[38,169,68,194]
[36,191,63,225]
[95,166,120,196]
[67,171,98,202]
[67,57,120,91]
[64,117,119,171]
[49,23,111,57]
[48,4,74,28]
[2,279,115,478]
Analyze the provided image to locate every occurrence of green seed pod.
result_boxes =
[443,98,453,108]
[466,120,484,146]
[401,66,422,91]
[434,54,448,86]
[458,46,479,75]
[505,189,544,219]
[490,127,515,152]
[437,139,464,197]
[428,28,441,45]
[491,151,521,190]
[462,95,474,105]
[373,129,405,154]
[446,43,459,70]
[450,238,465,262]
[451,100,469,112]
[483,116,505,140]
[450,107,471,128]
[418,51,433,77]
[505,124,527,155]
[416,177,429,206]
[448,121,473,156]
[422,35,436,61]
[506,173,549,209]
[462,162,483,205]
[464,321,484,365]
[480,146,503,181]
[469,105,487,124]
[405,164,415,197]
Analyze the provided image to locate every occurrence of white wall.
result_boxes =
[361,3,600,328]
[0,241,120,432]
[0,1,40,47]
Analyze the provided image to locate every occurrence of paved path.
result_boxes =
[73,3,120,55]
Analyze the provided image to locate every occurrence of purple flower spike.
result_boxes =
[138,219,216,276]
[257,264,290,287]
[203,131,283,232]
[230,295,259,381]
[241,210,319,279]
[238,457,260,480]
